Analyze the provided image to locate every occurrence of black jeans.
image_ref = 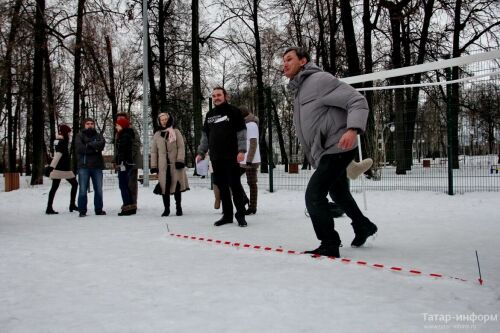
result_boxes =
[212,159,246,219]
[305,150,369,244]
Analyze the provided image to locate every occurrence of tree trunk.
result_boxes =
[191,0,203,158]
[147,31,160,129]
[105,35,118,135]
[4,0,22,172]
[44,34,56,156]
[158,0,168,114]
[30,0,46,185]
[268,89,288,169]
[71,0,86,170]
[340,0,361,77]
[315,0,330,71]
[450,0,462,169]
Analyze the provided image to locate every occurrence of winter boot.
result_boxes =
[214,216,233,226]
[213,184,221,209]
[235,213,248,227]
[304,238,341,258]
[69,203,78,212]
[46,207,59,215]
[346,158,373,180]
[174,191,182,216]
[95,210,106,215]
[162,194,170,217]
[351,220,378,247]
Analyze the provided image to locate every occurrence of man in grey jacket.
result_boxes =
[283,46,377,257]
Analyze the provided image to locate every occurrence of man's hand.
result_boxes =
[338,129,358,150]
[237,152,245,163]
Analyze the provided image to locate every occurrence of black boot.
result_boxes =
[351,220,378,247]
[174,190,182,216]
[69,203,78,212]
[304,241,340,258]
[162,194,170,217]
[235,213,247,227]
[46,207,59,215]
[214,216,233,226]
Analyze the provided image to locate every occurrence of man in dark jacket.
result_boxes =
[196,87,248,227]
[283,46,377,257]
[75,117,106,217]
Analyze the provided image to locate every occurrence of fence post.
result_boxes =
[266,87,273,193]
[446,67,454,195]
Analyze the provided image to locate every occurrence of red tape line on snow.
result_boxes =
[169,233,468,283]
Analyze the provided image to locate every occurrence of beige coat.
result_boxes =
[150,129,189,195]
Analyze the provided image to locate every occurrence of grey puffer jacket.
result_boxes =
[288,63,369,168]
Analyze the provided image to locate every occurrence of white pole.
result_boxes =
[142,0,150,187]
[357,135,367,210]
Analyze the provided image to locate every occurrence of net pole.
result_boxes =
[357,134,367,210]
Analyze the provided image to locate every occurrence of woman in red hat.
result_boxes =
[115,117,137,216]
[45,124,78,214]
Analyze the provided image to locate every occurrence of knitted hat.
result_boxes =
[116,117,130,129]
[58,124,72,137]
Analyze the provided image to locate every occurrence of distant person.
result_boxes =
[150,112,189,217]
[196,87,248,227]
[115,112,142,213]
[115,117,136,216]
[283,46,377,257]
[45,124,78,215]
[75,117,106,217]
[239,107,260,215]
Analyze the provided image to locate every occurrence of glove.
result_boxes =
[150,167,159,174]
[44,166,54,177]
[246,161,253,166]
[175,162,185,170]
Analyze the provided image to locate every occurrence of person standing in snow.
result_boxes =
[196,87,248,227]
[75,118,106,217]
[115,117,137,216]
[45,124,79,214]
[283,46,377,257]
[150,112,189,217]
[115,112,142,213]
[238,107,260,215]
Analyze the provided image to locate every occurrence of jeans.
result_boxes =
[118,168,133,207]
[78,168,104,213]
[305,150,368,244]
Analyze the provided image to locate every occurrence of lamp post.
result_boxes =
[381,122,395,167]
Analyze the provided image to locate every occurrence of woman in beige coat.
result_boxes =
[150,112,189,216]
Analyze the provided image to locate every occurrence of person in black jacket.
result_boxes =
[75,118,106,217]
[196,87,248,227]
[45,124,78,214]
[115,117,136,216]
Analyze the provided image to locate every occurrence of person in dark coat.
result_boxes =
[115,117,136,216]
[45,124,78,214]
[115,112,142,211]
[75,117,106,217]
[196,87,248,227]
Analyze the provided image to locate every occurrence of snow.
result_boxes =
[1,178,499,332]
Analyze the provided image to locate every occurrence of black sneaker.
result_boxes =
[79,212,86,217]
[304,243,340,258]
[351,221,378,247]
[214,217,233,226]
[95,210,107,216]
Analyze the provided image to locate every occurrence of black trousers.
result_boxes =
[305,150,369,244]
[212,159,246,219]
[47,177,78,209]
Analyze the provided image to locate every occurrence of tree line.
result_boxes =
[0,0,499,184]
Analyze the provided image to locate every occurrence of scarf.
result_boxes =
[160,127,176,143]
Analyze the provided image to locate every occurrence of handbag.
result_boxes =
[153,183,162,195]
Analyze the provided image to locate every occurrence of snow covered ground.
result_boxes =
[1,180,499,332]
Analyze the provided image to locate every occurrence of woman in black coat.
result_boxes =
[115,117,136,216]
[45,124,78,214]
